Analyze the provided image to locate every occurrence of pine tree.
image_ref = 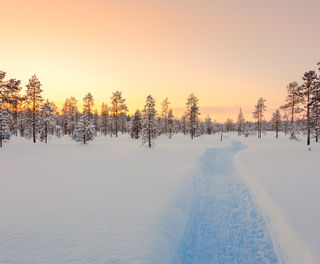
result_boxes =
[130,110,142,139]
[204,115,213,135]
[225,118,234,132]
[4,78,23,135]
[161,98,170,134]
[72,113,96,144]
[100,103,109,136]
[39,100,56,143]
[25,75,43,143]
[271,109,281,138]
[83,93,94,120]
[181,115,187,135]
[310,67,320,142]
[167,108,174,138]
[280,82,303,139]
[0,105,10,148]
[185,93,200,139]
[141,95,157,148]
[253,97,266,138]
[62,97,78,135]
[299,71,318,145]
[0,71,10,147]
[110,91,128,137]
[237,108,245,135]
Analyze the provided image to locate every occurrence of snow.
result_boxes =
[0,135,228,263]
[0,133,319,263]
[172,141,278,263]
[234,134,320,264]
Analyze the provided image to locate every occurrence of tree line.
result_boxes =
[251,61,320,145]
[0,61,319,148]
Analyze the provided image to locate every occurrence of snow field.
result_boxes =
[234,134,320,264]
[0,135,229,264]
[1,133,319,264]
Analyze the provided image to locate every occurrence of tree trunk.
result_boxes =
[291,100,295,139]
[307,90,310,145]
[32,103,36,143]
[148,119,151,148]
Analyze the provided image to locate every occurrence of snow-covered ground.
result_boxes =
[0,133,319,263]
[234,133,320,264]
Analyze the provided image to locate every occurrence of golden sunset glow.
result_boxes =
[2,0,320,121]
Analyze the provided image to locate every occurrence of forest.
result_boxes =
[0,61,319,148]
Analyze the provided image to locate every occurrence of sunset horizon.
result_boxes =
[2,0,320,121]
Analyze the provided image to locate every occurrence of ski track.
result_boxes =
[172,141,280,264]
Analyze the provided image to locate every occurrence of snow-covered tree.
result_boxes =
[204,115,213,135]
[100,103,109,136]
[253,97,267,138]
[3,78,23,135]
[167,108,174,138]
[0,71,11,147]
[119,113,128,134]
[110,91,128,137]
[25,75,43,143]
[280,82,303,139]
[310,70,320,142]
[141,95,157,147]
[72,113,96,144]
[271,109,281,138]
[185,93,200,139]
[62,97,78,135]
[130,110,142,139]
[0,106,10,148]
[298,71,318,145]
[181,115,187,135]
[225,118,234,132]
[39,100,56,143]
[161,98,170,134]
[83,93,94,120]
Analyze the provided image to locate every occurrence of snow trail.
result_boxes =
[172,141,280,264]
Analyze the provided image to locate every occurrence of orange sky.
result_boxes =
[1,0,320,121]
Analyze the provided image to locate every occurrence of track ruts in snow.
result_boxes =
[172,141,279,264]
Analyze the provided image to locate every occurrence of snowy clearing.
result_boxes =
[0,134,319,263]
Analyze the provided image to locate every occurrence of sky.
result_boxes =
[1,0,320,121]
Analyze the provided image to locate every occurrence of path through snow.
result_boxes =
[172,141,280,264]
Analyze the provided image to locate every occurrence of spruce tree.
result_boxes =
[72,113,96,144]
[110,91,128,137]
[130,110,142,139]
[280,82,303,139]
[0,71,10,147]
[25,75,43,143]
[253,97,267,138]
[185,93,200,139]
[39,100,56,143]
[141,95,157,148]
[161,98,170,134]
[83,93,94,120]
[100,103,109,136]
[204,115,213,135]
[299,71,318,145]
[167,108,174,138]
[271,109,281,138]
